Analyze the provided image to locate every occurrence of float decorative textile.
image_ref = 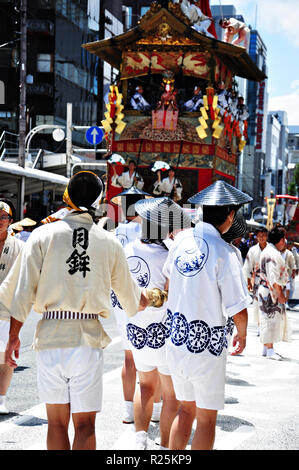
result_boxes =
[121,51,210,79]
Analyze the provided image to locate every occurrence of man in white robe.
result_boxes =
[180,0,214,37]
[243,228,268,335]
[0,200,24,414]
[111,159,144,191]
[130,86,151,112]
[163,181,252,450]
[258,226,290,360]
[219,17,250,51]
[153,167,183,202]
[1,172,165,450]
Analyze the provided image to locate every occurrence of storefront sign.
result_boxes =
[256,81,266,150]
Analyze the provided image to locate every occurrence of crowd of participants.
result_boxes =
[0,172,296,451]
[233,224,298,360]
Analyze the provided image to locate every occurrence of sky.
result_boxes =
[210,0,299,126]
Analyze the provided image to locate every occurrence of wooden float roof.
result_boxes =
[82,5,266,82]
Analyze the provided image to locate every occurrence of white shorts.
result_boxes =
[36,347,104,414]
[132,351,169,376]
[0,320,10,364]
[166,345,227,410]
[120,324,131,350]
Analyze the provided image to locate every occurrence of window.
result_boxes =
[125,6,133,29]
[0,80,4,105]
[37,53,53,72]
[140,7,150,16]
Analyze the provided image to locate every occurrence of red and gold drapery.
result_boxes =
[121,51,210,80]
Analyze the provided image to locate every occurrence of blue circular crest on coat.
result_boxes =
[127,256,151,288]
[162,309,173,339]
[171,312,189,346]
[146,323,166,349]
[127,323,147,350]
[116,233,129,247]
[208,326,227,356]
[174,236,209,277]
[186,320,211,354]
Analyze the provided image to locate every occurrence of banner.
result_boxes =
[112,139,215,156]
[121,51,210,79]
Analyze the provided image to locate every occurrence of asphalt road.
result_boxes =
[1,297,299,452]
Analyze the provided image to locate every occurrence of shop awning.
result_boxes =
[0,161,69,185]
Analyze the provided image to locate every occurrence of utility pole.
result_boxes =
[18,0,27,218]
[97,0,105,127]
[18,0,27,169]
[66,103,73,178]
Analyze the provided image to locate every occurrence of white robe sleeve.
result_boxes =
[218,248,251,317]
[111,174,123,188]
[0,230,43,323]
[153,181,163,195]
[266,251,289,288]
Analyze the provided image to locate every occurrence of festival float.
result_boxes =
[82,1,266,218]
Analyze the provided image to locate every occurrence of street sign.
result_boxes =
[85,126,104,145]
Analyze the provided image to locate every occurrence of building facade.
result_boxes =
[0,0,100,150]
[241,30,268,206]
[287,125,299,193]
[264,112,282,198]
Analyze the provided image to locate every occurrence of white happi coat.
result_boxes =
[111,239,169,369]
[111,170,144,190]
[0,213,142,352]
[0,234,24,361]
[181,2,213,36]
[114,220,142,248]
[153,176,182,201]
[243,243,267,322]
[258,243,290,344]
[163,222,250,408]
[0,235,24,321]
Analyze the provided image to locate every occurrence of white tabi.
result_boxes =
[243,243,267,323]
[258,243,290,344]
[163,222,250,410]
[0,235,24,363]
[111,171,144,191]
[153,177,182,201]
[112,239,169,374]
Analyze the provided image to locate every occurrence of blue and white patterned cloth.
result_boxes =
[162,221,251,409]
